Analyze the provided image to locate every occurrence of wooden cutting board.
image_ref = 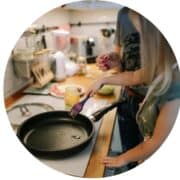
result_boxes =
[31,60,54,88]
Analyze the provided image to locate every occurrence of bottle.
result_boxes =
[77,56,87,75]
[53,51,67,81]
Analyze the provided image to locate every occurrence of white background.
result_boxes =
[0,0,179,179]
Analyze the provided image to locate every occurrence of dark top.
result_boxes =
[114,7,141,71]
[114,7,147,96]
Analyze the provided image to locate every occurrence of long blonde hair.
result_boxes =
[138,14,178,95]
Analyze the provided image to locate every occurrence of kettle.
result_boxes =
[51,51,67,81]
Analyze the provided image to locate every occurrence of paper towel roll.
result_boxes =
[53,51,66,81]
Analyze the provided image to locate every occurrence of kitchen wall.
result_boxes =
[4,6,121,98]
[35,8,70,26]
[4,8,70,98]
[34,8,71,50]
[69,9,120,54]
[4,57,30,98]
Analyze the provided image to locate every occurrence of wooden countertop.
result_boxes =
[5,64,121,178]
[61,65,121,177]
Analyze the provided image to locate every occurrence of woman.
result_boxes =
[97,8,145,159]
[87,10,180,168]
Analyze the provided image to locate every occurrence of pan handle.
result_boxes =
[90,100,125,122]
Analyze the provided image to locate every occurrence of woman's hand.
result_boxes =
[86,78,106,97]
[96,52,121,71]
[102,155,127,168]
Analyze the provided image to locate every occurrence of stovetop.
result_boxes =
[7,94,107,177]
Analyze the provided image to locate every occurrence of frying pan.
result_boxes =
[17,101,123,159]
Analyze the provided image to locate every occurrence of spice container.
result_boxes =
[77,56,87,75]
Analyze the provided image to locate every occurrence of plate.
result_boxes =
[49,83,85,98]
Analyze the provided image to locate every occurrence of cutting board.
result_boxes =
[31,61,54,88]
[23,83,52,95]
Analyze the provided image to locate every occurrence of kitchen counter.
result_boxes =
[5,64,121,178]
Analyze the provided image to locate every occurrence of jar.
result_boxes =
[77,56,87,75]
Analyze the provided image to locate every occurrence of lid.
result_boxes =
[7,103,54,126]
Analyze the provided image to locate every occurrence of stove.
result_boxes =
[7,94,107,177]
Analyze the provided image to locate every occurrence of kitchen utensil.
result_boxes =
[31,61,54,88]
[86,38,95,57]
[69,93,91,118]
[7,103,54,127]
[41,35,47,49]
[19,104,31,117]
[101,28,115,38]
[17,100,124,158]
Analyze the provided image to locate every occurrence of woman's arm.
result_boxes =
[102,99,180,167]
[104,69,144,86]
[87,68,144,96]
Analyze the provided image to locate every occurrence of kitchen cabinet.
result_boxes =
[5,64,121,178]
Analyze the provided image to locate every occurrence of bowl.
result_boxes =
[98,85,114,95]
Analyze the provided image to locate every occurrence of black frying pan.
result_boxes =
[17,101,123,159]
